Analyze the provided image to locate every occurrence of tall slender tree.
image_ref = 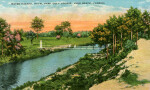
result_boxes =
[31,16,44,39]
[117,16,128,48]
[125,7,141,40]
[106,15,118,55]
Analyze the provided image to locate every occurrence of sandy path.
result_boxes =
[90,39,150,90]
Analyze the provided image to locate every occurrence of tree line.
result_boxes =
[90,7,150,59]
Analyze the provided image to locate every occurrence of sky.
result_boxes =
[0,0,149,32]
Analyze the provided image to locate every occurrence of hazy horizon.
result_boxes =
[0,0,149,32]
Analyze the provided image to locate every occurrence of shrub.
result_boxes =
[124,40,137,51]
[120,70,150,86]
[56,67,61,72]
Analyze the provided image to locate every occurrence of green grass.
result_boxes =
[0,37,92,66]
[21,37,92,48]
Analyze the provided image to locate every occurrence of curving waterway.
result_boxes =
[0,45,103,90]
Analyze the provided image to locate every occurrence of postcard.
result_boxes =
[0,0,149,90]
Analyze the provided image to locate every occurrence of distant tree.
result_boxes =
[26,31,36,44]
[61,21,73,37]
[55,25,63,38]
[14,29,24,36]
[0,18,8,56]
[31,16,44,39]
[61,21,70,31]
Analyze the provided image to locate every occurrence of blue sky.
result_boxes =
[0,0,149,10]
[0,0,149,18]
[0,0,149,31]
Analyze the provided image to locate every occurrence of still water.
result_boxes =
[0,45,102,90]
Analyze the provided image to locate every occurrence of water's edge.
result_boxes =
[0,44,100,90]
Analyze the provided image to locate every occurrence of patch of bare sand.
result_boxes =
[90,39,150,90]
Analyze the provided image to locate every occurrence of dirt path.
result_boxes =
[90,39,150,90]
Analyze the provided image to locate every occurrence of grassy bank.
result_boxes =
[0,37,92,66]
[14,40,140,90]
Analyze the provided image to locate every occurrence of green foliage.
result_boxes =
[56,67,62,72]
[31,16,44,32]
[91,24,111,47]
[55,25,63,36]
[138,32,149,39]
[3,30,25,60]
[54,21,72,37]
[66,74,89,90]
[0,18,8,33]
[124,40,137,51]
[121,70,150,86]
[0,37,92,66]
[26,30,36,44]
[13,81,35,90]
[31,16,44,39]
[63,31,70,37]
[18,40,137,90]
[39,31,56,37]
[0,17,9,56]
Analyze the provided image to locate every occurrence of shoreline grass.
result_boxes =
[0,37,93,66]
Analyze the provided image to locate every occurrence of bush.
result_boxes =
[38,31,56,37]
[63,31,70,37]
[124,40,137,51]
[120,70,150,86]
[56,67,61,72]
[138,32,149,39]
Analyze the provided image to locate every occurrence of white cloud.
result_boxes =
[0,3,129,18]
[139,0,150,4]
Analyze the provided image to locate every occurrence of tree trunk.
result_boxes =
[107,44,109,59]
[37,31,38,39]
[136,32,138,45]
[31,39,33,45]
[113,33,115,55]
[131,30,133,40]
[121,32,123,49]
